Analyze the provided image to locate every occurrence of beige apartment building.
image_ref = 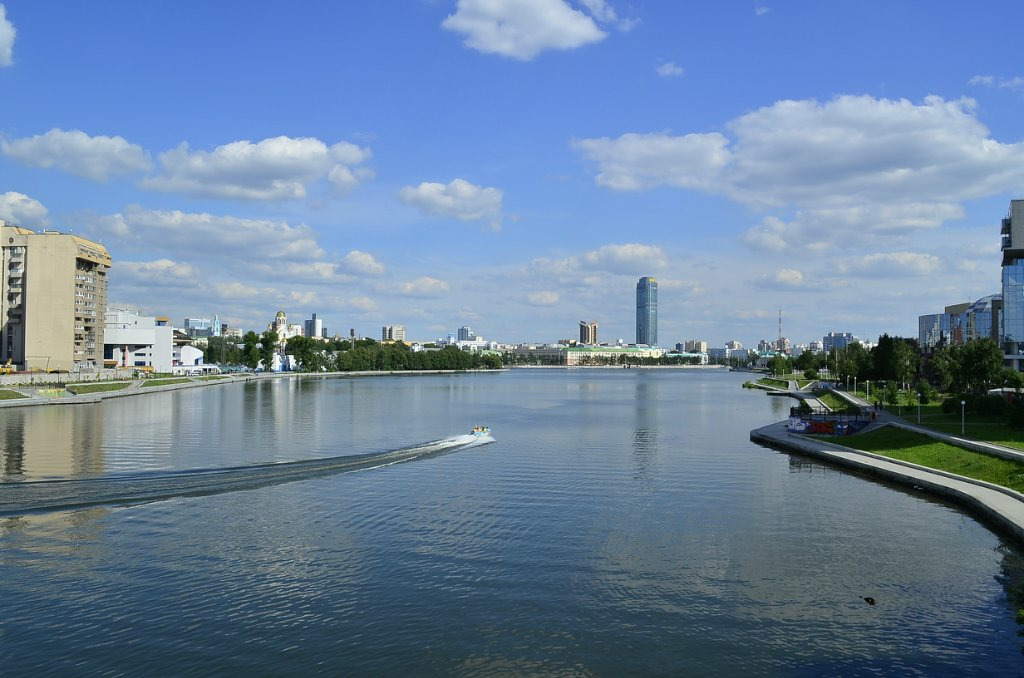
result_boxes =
[0,221,111,371]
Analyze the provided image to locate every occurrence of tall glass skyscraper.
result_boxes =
[1001,200,1024,370]
[636,276,658,346]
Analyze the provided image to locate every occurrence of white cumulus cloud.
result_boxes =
[969,75,1024,91]
[530,242,668,280]
[342,250,385,276]
[770,268,804,287]
[442,0,607,60]
[582,243,668,272]
[96,205,325,262]
[573,132,730,191]
[399,178,503,230]
[142,136,372,201]
[0,4,15,66]
[527,290,559,306]
[0,191,49,228]
[1,128,152,181]
[575,95,1024,250]
[397,276,451,298]
[656,62,684,77]
[835,252,941,277]
[116,259,199,286]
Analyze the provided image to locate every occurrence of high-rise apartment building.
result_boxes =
[0,222,111,370]
[635,276,658,346]
[579,320,598,345]
[458,326,476,341]
[382,325,406,342]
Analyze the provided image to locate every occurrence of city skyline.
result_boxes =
[1,2,1024,346]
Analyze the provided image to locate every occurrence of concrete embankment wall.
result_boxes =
[750,423,1024,545]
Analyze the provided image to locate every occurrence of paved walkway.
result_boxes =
[751,414,1024,544]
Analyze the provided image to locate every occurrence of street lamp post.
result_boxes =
[866,380,870,402]
[917,392,922,424]
[961,400,966,436]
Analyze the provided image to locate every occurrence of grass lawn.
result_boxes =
[141,378,193,388]
[0,389,27,399]
[196,375,228,381]
[816,391,860,414]
[894,406,1024,451]
[758,377,789,389]
[67,382,131,395]
[824,427,1024,493]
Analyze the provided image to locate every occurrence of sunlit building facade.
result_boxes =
[0,221,111,371]
[579,320,598,345]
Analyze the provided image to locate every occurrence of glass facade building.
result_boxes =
[1002,200,1024,368]
[918,313,950,349]
[635,276,658,346]
[1003,260,1024,353]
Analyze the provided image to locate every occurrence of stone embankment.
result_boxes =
[0,369,496,408]
[751,410,1024,544]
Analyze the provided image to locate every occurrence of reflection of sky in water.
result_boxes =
[0,369,1021,674]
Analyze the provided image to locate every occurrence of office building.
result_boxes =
[635,276,658,346]
[305,313,324,340]
[382,325,406,342]
[579,320,598,345]
[183,317,219,338]
[1002,199,1024,369]
[0,221,111,371]
[822,332,855,353]
[458,326,476,341]
[684,340,708,353]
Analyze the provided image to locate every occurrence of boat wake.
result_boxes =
[0,433,495,517]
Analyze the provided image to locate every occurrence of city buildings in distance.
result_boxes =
[916,199,1024,370]
[579,321,598,346]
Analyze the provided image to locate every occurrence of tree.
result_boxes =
[893,339,919,388]
[259,329,279,371]
[961,338,1003,394]
[242,331,261,370]
[286,335,325,371]
[794,349,821,372]
[768,355,790,378]
[884,381,900,407]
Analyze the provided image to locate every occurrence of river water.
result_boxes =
[1,369,1022,675]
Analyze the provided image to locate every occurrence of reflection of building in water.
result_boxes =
[632,378,658,486]
[0,407,104,479]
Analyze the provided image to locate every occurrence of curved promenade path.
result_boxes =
[751,388,1024,544]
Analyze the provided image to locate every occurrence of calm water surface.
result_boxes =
[1,369,1022,675]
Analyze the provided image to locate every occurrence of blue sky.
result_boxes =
[1,1,1023,348]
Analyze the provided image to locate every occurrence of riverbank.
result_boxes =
[0,369,502,408]
[751,419,1024,544]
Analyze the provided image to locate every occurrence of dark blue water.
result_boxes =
[1,369,1022,675]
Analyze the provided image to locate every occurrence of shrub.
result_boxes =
[974,394,1010,417]
[804,369,818,380]
[942,395,970,415]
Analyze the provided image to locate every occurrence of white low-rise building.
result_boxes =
[104,307,173,371]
